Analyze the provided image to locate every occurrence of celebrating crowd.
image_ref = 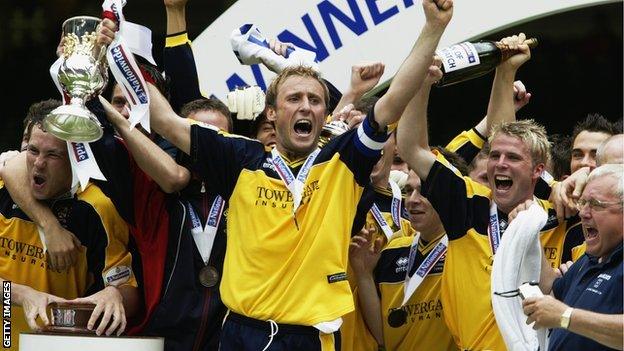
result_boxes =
[0,0,622,350]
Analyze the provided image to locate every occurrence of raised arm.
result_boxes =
[485,34,532,134]
[164,0,204,111]
[99,97,190,193]
[0,154,80,271]
[396,60,443,180]
[373,0,452,129]
[147,83,192,154]
[349,227,384,346]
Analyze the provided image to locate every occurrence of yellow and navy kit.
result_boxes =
[445,128,486,163]
[190,112,388,325]
[0,180,136,350]
[420,160,578,350]
[376,228,457,351]
[342,185,411,351]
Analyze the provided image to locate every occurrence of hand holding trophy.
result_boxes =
[45,16,108,142]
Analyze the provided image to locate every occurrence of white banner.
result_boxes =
[192,0,615,100]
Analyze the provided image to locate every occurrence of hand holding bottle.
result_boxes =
[423,0,454,30]
[498,33,532,72]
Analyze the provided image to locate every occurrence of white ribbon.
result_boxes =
[120,21,157,66]
[103,0,151,132]
[401,234,448,306]
[67,141,107,191]
[370,204,394,241]
[388,180,402,229]
[270,148,320,216]
[187,196,225,265]
[488,202,502,255]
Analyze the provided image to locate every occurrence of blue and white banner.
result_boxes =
[191,0,614,100]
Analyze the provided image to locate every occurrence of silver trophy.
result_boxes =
[318,120,350,148]
[45,16,108,142]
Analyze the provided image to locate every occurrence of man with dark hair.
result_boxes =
[21,99,62,151]
[249,112,277,147]
[0,121,140,348]
[180,98,233,133]
[548,133,572,180]
[570,113,619,173]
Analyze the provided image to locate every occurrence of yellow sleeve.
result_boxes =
[165,32,191,48]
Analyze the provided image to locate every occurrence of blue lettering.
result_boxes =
[403,0,415,8]
[278,14,329,61]
[226,73,249,92]
[318,0,368,50]
[365,0,399,25]
[251,64,267,91]
[225,64,266,92]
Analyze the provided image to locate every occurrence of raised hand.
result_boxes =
[350,62,385,96]
[349,225,383,277]
[512,80,532,112]
[499,33,532,71]
[423,0,454,29]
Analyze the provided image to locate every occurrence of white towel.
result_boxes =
[230,24,319,73]
[491,202,549,351]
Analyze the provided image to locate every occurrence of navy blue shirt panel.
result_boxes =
[549,244,623,351]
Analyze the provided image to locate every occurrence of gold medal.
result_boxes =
[198,265,220,288]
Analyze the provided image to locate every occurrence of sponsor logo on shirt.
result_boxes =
[254,180,320,209]
[104,266,131,286]
[391,298,444,323]
[0,237,48,269]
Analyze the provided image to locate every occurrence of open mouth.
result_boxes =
[494,175,513,191]
[33,174,46,187]
[584,226,599,241]
[294,120,313,136]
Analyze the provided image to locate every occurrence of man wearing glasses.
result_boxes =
[522,164,623,351]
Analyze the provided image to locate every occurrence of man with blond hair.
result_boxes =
[140,1,454,349]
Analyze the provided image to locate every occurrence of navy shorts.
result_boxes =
[219,312,341,351]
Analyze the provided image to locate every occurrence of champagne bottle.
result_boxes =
[435,38,538,87]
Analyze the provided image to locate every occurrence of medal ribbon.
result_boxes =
[102,0,151,133]
[388,180,402,229]
[370,204,394,241]
[488,202,501,255]
[401,234,448,306]
[187,196,225,265]
[270,148,320,215]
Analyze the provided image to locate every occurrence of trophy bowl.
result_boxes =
[44,16,106,143]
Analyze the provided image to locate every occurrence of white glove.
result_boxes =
[227,86,265,120]
[230,24,319,73]
[389,170,409,190]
